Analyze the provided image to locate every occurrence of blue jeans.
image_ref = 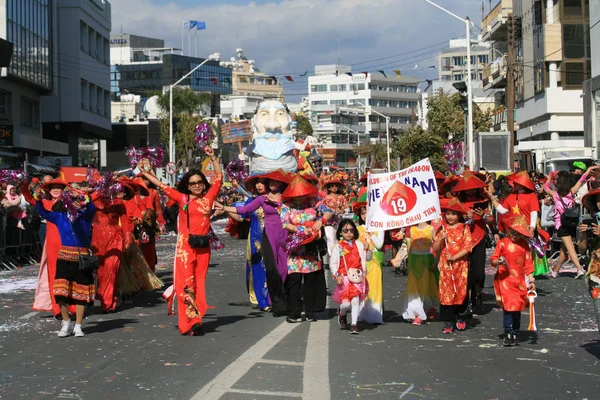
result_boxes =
[503,310,521,334]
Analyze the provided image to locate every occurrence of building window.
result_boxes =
[564,62,585,86]
[80,21,88,52]
[563,24,586,59]
[89,84,96,111]
[81,80,88,109]
[453,56,464,66]
[534,61,546,93]
[454,74,463,81]
[441,57,451,67]
[310,84,328,92]
[20,98,39,129]
[330,84,346,92]
[330,100,347,105]
[349,83,365,91]
[563,0,583,21]
[88,26,94,56]
[311,101,327,105]
[477,55,488,64]
[0,91,9,117]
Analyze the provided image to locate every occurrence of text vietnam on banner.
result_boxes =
[366,158,441,232]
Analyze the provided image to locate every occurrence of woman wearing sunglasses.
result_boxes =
[140,146,222,336]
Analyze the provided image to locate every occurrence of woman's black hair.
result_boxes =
[555,171,572,197]
[176,169,211,195]
[325,182,344,195]
[457,188,484,203]
[336,218,359,240]
[357,206,367,225]
[52,201,67,212]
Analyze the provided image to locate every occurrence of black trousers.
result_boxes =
[440,298,469,324]
[286,269,327,319]
[468,239,487,302]
[262,231,287,315]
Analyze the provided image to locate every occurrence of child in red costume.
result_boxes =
[330,219,368,335]
[490,214,536,347]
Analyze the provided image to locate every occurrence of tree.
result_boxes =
[353,143,388,169]
[155,87,212,165]
[392,126,448,172]
[295,114,313,139]
[426,92,492,141]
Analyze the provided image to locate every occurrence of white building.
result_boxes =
[40,0,112,167]
[584,0,600,158]
[307,65,419,168]
[438,39,490,82]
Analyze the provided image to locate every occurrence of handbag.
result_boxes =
[68,220,99,272]
[557,195,580,229]
[186,198,210,249]
[342,249,363,284]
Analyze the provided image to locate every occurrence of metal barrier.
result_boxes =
[0,206,42,271]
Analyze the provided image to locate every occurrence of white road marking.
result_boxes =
[399,385,414,399]
[303,320,331,400]
[259,359,304,366]
[190,321,299,400]
[19,312,38,320]
[227,388,302,397]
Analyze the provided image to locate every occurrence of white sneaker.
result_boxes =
[73,324,85,337]
[58,320,74,338]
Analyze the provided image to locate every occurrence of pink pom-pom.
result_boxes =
[225,160,248,182]
[60,189,87,222]
[282,232,307,253]
[0,170,27,186]
[143,146,165,168]
[195,123,214,150]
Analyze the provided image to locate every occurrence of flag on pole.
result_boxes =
[299,71,308,76]
[183,20,190,28]
[189,20,197,29]
[393,69,402,78]
[196,21,206,30]
[377,70,387,78]
[284,75,294,82]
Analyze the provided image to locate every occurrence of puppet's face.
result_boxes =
[251,101,295,161]
[347,267,363,284]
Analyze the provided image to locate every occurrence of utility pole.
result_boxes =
[507,14,516,172]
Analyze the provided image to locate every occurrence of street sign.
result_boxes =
[165,162,176,175]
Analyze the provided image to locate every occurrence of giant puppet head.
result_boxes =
[247,100,297,173]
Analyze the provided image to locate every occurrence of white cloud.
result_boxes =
[110,0,485,98]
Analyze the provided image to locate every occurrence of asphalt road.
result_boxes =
[0,221,599,400]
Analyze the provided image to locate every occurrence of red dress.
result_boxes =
[490,238,534,311]
[499,192,539,233]
[91,198,130,311]
[140,190,162,271]
[434,223,473,306]
[163,174,222,335]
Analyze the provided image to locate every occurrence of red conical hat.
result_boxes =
[118,176,149,196]
[41,178,72,191]
[582,188,600,213]
[452,171,487,192]
[282,175,319,199]
[261,169,292,185]
[438,175,461,197]
[505,214,533,237]
[434,171,446,182]
[507,170,535,192]
[245,173,268,194]
[440,197,467,214]
[299,170,319,184]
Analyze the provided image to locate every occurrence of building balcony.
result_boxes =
[481,0,513,42]
[483,56,507,89]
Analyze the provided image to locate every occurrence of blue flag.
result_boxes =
[197,21,206,30]
[189,20,198,29]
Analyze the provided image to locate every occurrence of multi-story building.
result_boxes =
[583,0,600,158]
[37,0,113,167]
[511,0,591,166]
[0,0,69,166]
[438,39,490,82]
[307,65,420,169]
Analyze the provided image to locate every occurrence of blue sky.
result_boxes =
[111,0,485,101]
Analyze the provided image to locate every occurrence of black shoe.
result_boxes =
[511,333,519,346]
[350,324,359,334]
[190,323,204,336]
[503,334,514,347]
[286,316,302,323]
[338,309,347,329]
[305,312,317,322]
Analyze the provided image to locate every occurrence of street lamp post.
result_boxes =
[341,124,363,173]
[352,101,391,172]
[424,0,474,170]
[168,58,211,163]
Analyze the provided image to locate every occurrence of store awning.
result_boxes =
[26,164,59,174]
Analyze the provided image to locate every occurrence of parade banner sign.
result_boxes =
[220,120,252,144]
[366,158,441,232]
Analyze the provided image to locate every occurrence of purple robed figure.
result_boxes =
[235,195,289,316]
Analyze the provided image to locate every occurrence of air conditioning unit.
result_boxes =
[353,90,359,95]
[474,131,511,171]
